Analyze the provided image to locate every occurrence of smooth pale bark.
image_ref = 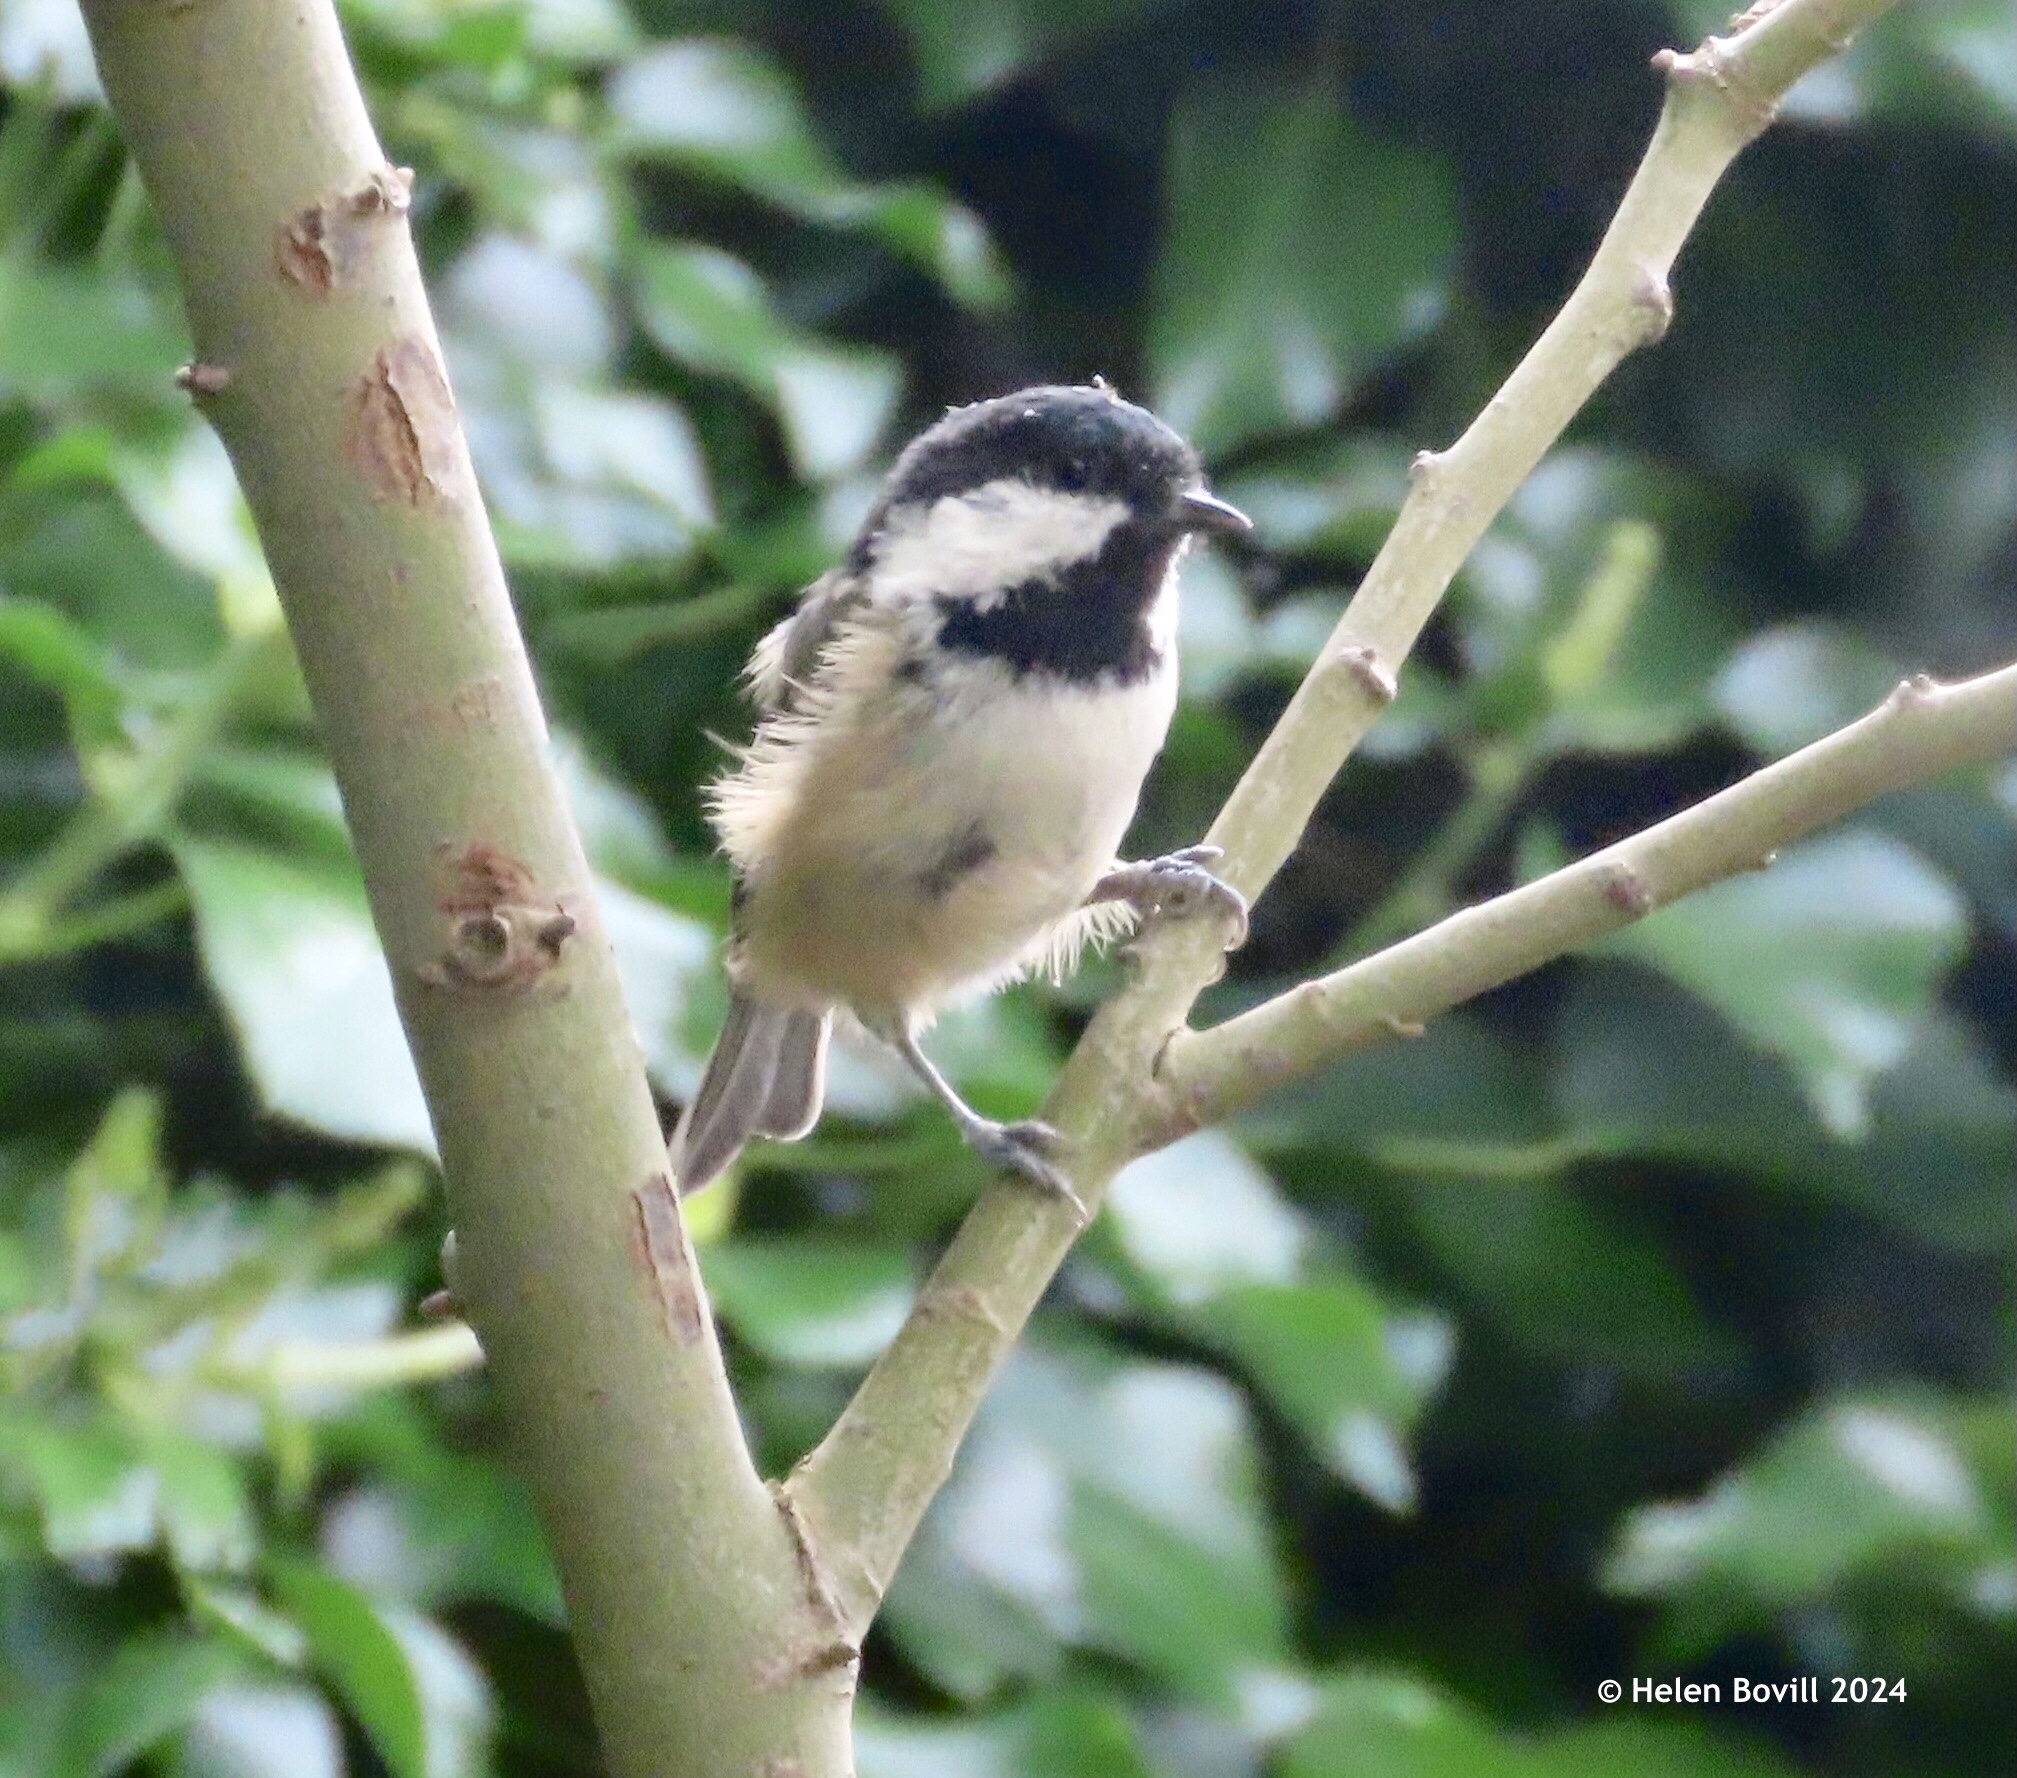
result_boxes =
[78,2,852,1771]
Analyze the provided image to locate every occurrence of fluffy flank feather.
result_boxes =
[707,613,904,876]
[1029,898,1140,985]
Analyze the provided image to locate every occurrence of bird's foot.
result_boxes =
[959,1115,1088,1222]
[1096,845,1249,948]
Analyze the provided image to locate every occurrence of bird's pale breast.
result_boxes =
[731,640,1177,1022]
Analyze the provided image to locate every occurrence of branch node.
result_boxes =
[1629,267,1675,346]
[1408,447,1447,484]
[422,1230,463,1319]
[419,845,575,990]
[1379,1012,1427,1039]
[1338,643,1399,706]
[174,361,233,396]
[1888,671,1940,709]
[1658,34,1779,139]
[1749,849,1779,872]
[1601,860,1658,917]
[347,163,414,216]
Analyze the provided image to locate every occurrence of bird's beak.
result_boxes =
[1177,487,1252,535]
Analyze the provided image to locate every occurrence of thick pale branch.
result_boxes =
[78,1,848,1772]
[787,0,1913,1629]
[1165,665,2017,1126]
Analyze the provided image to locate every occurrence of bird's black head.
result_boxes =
[882,385,1209,517]
[856,385,1248,686]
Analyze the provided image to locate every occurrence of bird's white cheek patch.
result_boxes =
[872,480,1131,609]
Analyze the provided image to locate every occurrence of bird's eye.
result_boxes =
[1057,457,1091,492]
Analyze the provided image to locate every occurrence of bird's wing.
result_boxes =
[744,568,871,713]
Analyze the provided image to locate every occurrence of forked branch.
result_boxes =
[783,0,1926,1642]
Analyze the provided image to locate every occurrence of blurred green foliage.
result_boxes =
[1,1,2012,1774]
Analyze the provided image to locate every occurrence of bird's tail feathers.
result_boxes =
[671,993,830,1194]
[758,1006,829,1141]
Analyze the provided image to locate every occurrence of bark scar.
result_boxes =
[1602,859,1658,917]
[345,334,463,505]
[758,1482,860,1691]
[628,1173,706,1346]
[276,202,337,294]
[275,165,413,295]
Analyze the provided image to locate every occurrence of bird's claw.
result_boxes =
[1127,846,1250,948]
[964,1117,1088,1220]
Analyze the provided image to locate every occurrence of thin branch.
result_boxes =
[258,1323,484,1392]
[1165,664,2017,1127]
[77,2,851,1772]
[785,0,1914,1637]
[0,632,263,961]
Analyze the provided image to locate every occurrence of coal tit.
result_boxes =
[672,384,1251,1202]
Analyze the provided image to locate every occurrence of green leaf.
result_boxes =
[58,1633,245,1778]
[146,1431,256,1575]
[184,1581,310,1667]
[312,1394,565,1624]
[1398,1178,1739,1376]
[1556,968,2016,1251]
[879,0,1170,110]
[175,749,715,1138]
[703,1238,915,1368]
[0,1412,157,1562]
[1606,1396,2008,1655]
[597,876,719,1098]
[1219,434,1418,558]
[0,259,185,402]
[1150,80,1456,453]
[1279,1670,1508,1778]
[110,427,270,594]
[472,377,715,571]
[1102,1131,1305,1301]
[858,1688,1159,1778]
[608,40,1006,304]
[634,242,901,478]
[0,0,100,101]
[172,1682,344,1778]
[1283,1669,1801,1778]
[267,1565,489,1778]
[1197,1282,1449,1512]
[608,39,853,201]
[534,383,714,531]
[170,835,436,1154]
[1103,1133,1448,1509]
[1462,451,1744,755]
[1599,828,1968,1137]
[0,593,123,747]
[1710,620,1903,756]
[1240,1010,1555,1155]
[64,1086,167,1280]
[0,484,222,670]
[883,1337,1289,1701]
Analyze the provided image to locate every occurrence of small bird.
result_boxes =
[671,383,1251,1203]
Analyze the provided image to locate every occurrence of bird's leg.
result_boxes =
[890,1027,1087,1221]
[1089,844,1249,947]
